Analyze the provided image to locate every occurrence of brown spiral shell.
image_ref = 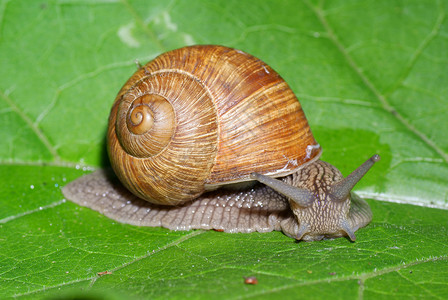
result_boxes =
[108,45,321,205]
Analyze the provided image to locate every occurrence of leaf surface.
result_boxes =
[0,0,447,299]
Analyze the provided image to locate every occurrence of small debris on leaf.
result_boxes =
[97,270,112,276]
[244,276,258,285]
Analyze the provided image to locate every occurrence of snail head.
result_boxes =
[250,155,380,241]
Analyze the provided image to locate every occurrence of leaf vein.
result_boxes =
[120,0,165,51]
[0,90,60,160]
[0,200,66,224]
[306,0,448,163]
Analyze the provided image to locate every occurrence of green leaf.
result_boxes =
[0,0,446,299]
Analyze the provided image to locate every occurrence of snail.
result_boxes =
[62,45,380,242]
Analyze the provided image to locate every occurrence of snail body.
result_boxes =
[63,45,379,241]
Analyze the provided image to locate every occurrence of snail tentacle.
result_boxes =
[330,155,380,203]
[250,172,314,207]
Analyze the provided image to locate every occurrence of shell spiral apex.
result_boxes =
[116,93,175,157]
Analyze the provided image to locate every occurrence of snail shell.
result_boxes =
[108,45,321,205]
[63,45,379,241]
